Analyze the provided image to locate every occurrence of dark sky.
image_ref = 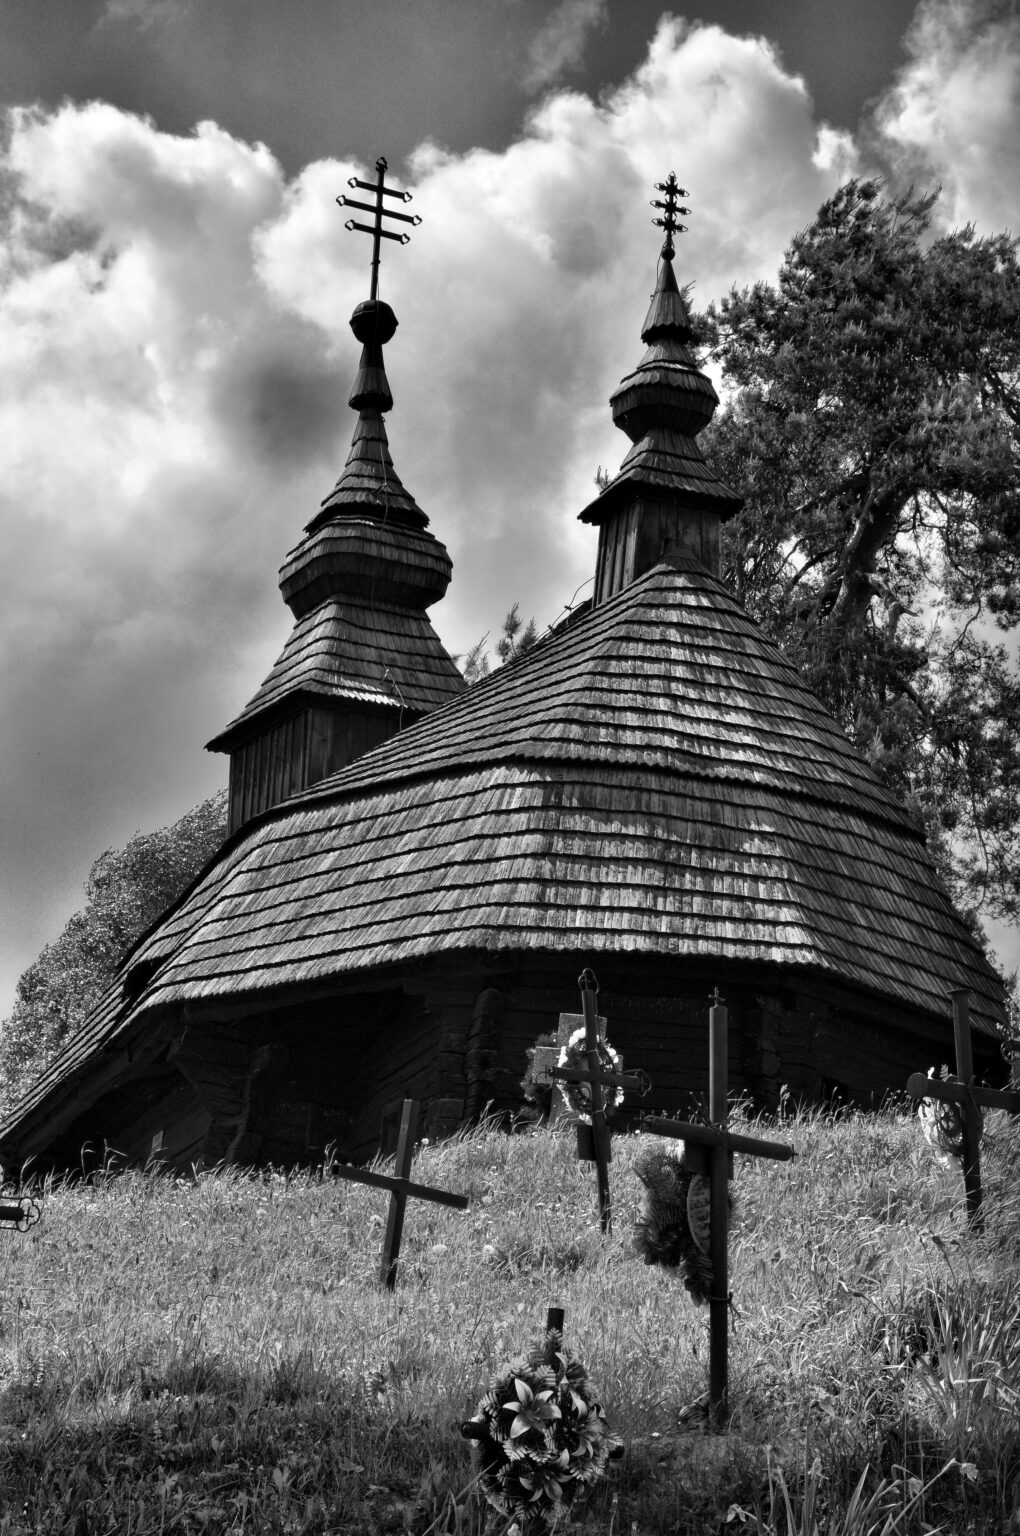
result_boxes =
[2,0,920,175]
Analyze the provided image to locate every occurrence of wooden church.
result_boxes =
[0,169,1007,1173]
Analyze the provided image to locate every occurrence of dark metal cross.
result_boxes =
[0,1195,41,1233]
[547,969,650,1235]
[337,156,421,301]
[329,1099,468,1288]
[644,993,795,1432]
[906,989,1020,1231]
[650,172,690,260]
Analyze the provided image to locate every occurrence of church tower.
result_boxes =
[207,159,465,833]
[578,174,742,596]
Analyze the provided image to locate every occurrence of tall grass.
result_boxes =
[0,1102,1018,1534]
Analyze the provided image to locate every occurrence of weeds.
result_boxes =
[0,1107,1016,1532]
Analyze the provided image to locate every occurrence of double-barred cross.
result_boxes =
[906,989,1020,1231]
[644,992,795,1432]
[337,156,421,301]
[330,1099,468,1288]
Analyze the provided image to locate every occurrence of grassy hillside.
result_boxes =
[0,1103,1018,1534]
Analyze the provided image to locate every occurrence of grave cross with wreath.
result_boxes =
[534,969,650,1234]
[642,992,794,1432]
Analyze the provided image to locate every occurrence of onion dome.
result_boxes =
[282,295,451,617]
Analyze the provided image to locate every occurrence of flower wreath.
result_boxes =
[918,1071,982,1167]
[632,1147,732,1306]
[464,1322,618,1530]
[556,1028,624,1123]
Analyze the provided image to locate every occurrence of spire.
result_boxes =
[305,158,429,540]
[283,156,448,614]
[207,157,464,832]
[579,176,742,602]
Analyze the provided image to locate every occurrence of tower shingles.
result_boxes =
[207,167,463,832]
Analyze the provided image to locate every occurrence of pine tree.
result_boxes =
[702,179,1020,927]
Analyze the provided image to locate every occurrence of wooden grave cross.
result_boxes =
[906,988,1020,1232]
[538,968,649,1235]
[644,991,795,1432]
[330,1099,468,1288]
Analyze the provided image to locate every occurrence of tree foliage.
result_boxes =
[459,603,539,683]
[0,792,227,1116]
[701,180,1020,927]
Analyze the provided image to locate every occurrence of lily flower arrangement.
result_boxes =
[464,1319,618,1530]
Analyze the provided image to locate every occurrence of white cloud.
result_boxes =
[872,0,1020,230]
[523,0,608,93]
[21,13,1004,1015]
[101,0,191,30]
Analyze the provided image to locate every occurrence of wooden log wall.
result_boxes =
[594,497,721,605]
[37,957,1009,1177]
[228,703,400,832]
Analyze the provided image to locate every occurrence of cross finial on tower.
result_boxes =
[337,156,422,302]
[650,172,690,262]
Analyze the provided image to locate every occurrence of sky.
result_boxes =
[2,0,1019,1021]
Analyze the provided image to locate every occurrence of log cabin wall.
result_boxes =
[593,497,722,607]
[422,959,1007,1137]
[23,959,1009,1179]
[227,703,401,833]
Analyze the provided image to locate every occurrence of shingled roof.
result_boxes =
[42,552,997,1065]
[3,177,1006,1156]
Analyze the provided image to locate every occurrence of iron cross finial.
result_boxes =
[710,987,725,1009]
[650,172,690,262]
[337,156,422,302]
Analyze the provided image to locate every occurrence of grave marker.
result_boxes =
[330,1098,468,1288]
[543,969,650,1234]
[643,992,794,1431]
[906,988,1020,1231]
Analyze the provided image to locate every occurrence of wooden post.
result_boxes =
[644,993,794,1433]
[580,969,611,1234]
[906,990,1020,1232]
[951,990,983,1227]
[708,991,729,1430]
[328,1098,468,1288]
[381,1098,417,1287]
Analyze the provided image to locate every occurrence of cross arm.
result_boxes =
[0,1197,41,1231]
[643,1117,795,1162]
[342,220,412,245]
[906,1074,1020,1113]
[346,175,413,203]
[548,1065,647,1093]
[331,1162,469,1211]
[337,195,422,226]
